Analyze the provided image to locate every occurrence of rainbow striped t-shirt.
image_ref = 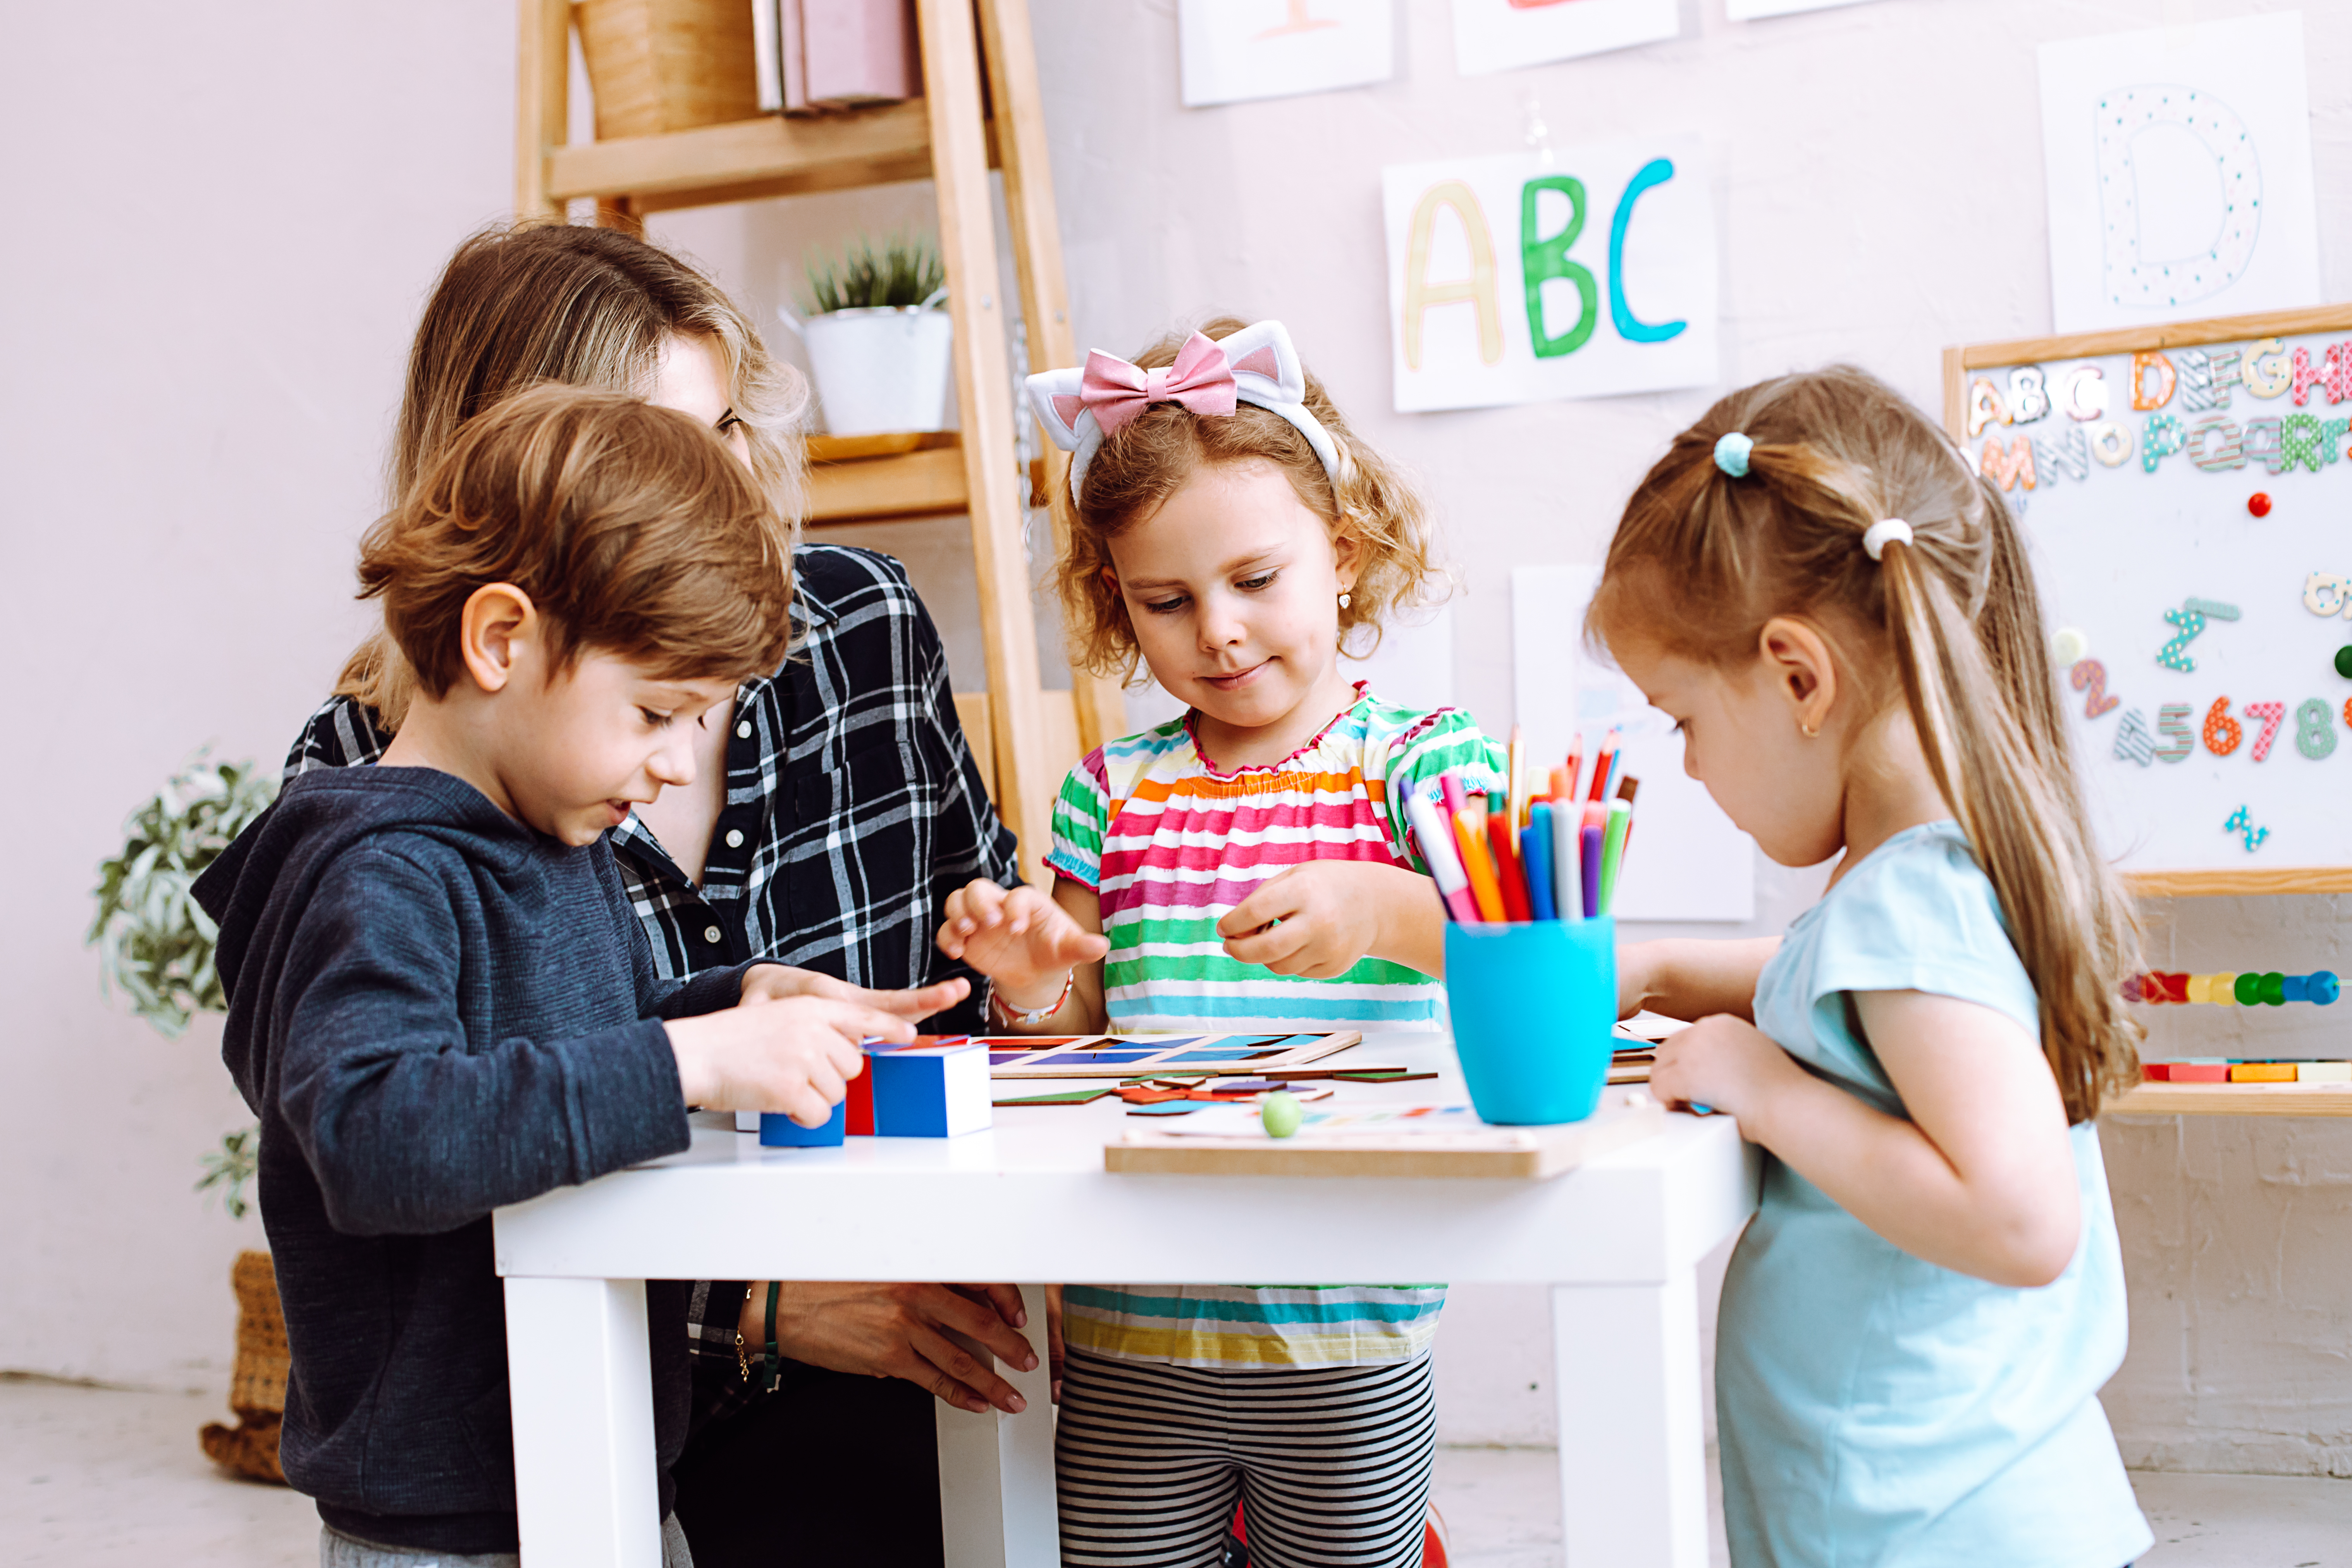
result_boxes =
[1048,687,1500,1369]
[1047,686,1504,1034]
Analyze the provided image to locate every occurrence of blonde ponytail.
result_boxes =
[1590,366,2141,1122]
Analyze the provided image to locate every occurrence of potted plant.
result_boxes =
[788,233,955,437]
[88,753,287,1484]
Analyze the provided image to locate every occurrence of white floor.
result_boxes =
[6,1375,2349,1567]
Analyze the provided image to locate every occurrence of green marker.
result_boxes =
[1597,798,1633,916]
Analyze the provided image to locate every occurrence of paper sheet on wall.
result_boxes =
[1724,0,1882,18]
[2037,13,2321,334]
[1449,0,1677,78]
[1511,565,1755,921]
[1179,0,1395,108]
[1382,141,1718,413]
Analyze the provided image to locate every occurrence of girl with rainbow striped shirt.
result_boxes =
[936,318,1499,1568]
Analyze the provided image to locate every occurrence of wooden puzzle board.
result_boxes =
[973,1031,1364,1080]
[1106,1091,1664,1179]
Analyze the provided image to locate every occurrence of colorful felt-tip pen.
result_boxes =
[1551,790,1582,920]
[1404,789,1482,924]
[1523,803,1559,920]
[1486,811,1533,922]
[1506,725,1526,850]
[1580,823,1604,918]
[1598,798,1634,916]
[1454,806,1508,922]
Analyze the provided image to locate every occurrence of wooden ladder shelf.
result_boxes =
[516,0,1124,883]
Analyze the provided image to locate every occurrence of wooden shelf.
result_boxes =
[2123,867,2352,898]
[545,100,999,215]
[807,441,969,525]
[2106,1081,2352,1118]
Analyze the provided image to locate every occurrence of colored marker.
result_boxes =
[1523,803,1559,920]
[1587,729,1620,802]
[1439,769,1468,819]
[1551,790,1582,920]
[1598,798,1633,915]
[1550,765,1570,803]
[1404,789,1482,924]
[1616,775,1641,849]
[1580,823,1604,918]
[1506,726,1526,851]
[1563,734,1583,806]
[1454,807,1508,922]
[1486,811,1533,922]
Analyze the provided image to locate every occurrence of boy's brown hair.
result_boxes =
[1588,365,2141,1123]
[358,384,795,697]
[1053,315,1442,677]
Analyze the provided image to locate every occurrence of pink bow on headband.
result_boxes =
[1079,332,1239,434]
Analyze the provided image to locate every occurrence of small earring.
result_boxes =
[1800,721,1820,739]
[1338,590,1352,611]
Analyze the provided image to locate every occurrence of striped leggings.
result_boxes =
[1055,1347,1437,1568]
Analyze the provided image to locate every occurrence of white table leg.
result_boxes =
[504,1275,664,1568]
[1551,1277,1709,1568]
[935,1283,1058,1568]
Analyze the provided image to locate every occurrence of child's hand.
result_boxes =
[667,997,913,1126]
[1647,1013,1803,1121]
[935,880,1108,1005]
[739,962,970,1024]
[1218,861,1430,979]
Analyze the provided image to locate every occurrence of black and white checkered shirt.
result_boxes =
[286,542,1020,1426]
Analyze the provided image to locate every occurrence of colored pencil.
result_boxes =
[1404,789,1482,924]
[1454,808,1508,922]
[1563,734,1583,807]
[1506,725,1526,851]
[1551,790,1582,920]
[1523,803,1559,920]
[1587,728,1619,802]
[1579,823,1604,917]
[1616,775,1641,849]
[1598,799,1633,915]
[1486,811,1533,922]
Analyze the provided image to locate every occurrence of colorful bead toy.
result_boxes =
[2248,491,2272,516]
[2129,970,2339,1006]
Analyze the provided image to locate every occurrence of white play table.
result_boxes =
[493,1034,1760,1568]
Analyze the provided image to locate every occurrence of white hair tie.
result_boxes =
[1862,518,1913,561]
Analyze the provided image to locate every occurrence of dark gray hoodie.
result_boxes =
[196,764,753,1553]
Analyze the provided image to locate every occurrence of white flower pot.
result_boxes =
[799,306,955,437]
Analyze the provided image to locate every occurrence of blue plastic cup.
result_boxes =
[1444,917,1617,1125]
[760,1100,846,1147]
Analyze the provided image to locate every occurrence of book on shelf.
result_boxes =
[775,0,919,113]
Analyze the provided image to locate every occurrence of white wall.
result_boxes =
[9,0,2352,1480]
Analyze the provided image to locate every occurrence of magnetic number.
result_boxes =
[2245,701,2285,761]
[2069,658,2118,718]
[2300,698,2339,759]
[2202,698,2243,756]
[2154,704,2194,762]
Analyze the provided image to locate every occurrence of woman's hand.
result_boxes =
[936,880,1107,1010]
[739,962,969,1024]
[737,1281,1039,1415]
[1217,861,1444,979]
[1647,1012,1805,1121]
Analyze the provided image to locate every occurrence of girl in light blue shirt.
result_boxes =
[1590,367,2152,1568]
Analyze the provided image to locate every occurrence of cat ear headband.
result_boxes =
[1024,319,1340,506]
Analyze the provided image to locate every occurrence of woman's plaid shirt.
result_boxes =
[284,544,1020,1425]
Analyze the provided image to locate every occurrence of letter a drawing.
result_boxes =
[1402,181,1503,371]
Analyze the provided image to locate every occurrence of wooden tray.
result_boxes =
[1105,1091,1665,1179]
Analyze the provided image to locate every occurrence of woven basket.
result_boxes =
[575,0,759,139]
[200,1250,289,1485]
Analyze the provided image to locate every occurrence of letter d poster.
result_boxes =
[1381,140,1717,413]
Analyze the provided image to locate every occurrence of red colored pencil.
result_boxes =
[1586,728,1620,802]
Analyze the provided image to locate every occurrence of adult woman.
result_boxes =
[291,221,1031,1566]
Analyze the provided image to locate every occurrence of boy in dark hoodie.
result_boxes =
[196,385,916,1566]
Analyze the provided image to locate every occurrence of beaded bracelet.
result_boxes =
[986,970,1075,1028]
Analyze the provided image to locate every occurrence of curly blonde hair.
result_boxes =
[1053,316,1443,678]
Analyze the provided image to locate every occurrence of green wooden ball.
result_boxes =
[1260,1091,1304,1139]
[2335,645,2352,680]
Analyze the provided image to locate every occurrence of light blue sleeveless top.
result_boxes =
[1721,821,2151,1568]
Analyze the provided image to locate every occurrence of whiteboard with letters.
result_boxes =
[1944,305,2352,895]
